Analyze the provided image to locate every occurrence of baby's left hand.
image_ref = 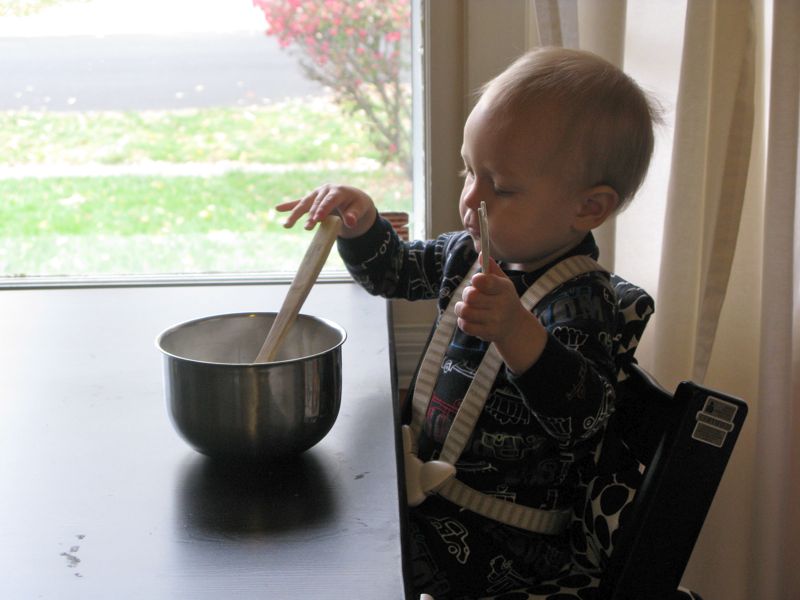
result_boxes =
[455,256,547,373]
[455,256,525,342]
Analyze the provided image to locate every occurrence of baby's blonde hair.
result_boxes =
[479,47,660,209]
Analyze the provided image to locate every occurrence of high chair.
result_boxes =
[413,275,748,600]
[484,362,747,600]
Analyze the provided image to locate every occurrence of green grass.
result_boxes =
[0,0,88,17]
[0,97,413,278]
[0,100,379,165]
[0,168,411,276]
[0,169,410,237]
[0,231,349,275]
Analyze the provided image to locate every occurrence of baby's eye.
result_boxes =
[459,168,474,179]
[493,187,514,197]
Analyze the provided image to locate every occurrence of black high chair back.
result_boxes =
[597,363,748,599]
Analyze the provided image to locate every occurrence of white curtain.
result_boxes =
[753,1,800,597]
[536,0,800,598]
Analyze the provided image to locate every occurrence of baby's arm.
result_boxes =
[513,275,618,445]
[277,183,454,302]
[457,262,617,445]
[277,183,378,239]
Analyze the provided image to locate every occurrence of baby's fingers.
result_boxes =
[279,189,325,229]
[275,200,303,228]
[304,185,350,229]
[277,184,370,232]
[275,199,299,212]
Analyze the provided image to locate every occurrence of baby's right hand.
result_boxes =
[276,184,377,239]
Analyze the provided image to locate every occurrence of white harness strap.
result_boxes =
[403,254,606,535]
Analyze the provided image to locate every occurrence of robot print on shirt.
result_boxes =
[472,430,548,461]
[489,484,517,503]
[485,555,531,595]
[552,325,589,352]
[440,358,477,379]
[484,385,533,426]
[429,516,471,565]
[581,377,615,437]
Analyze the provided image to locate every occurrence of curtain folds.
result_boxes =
[532,0,798,597]
[755,0,800,597]
[652,0,756,387]
[576,0,626,270]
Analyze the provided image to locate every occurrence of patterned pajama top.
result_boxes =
[337,215,620,598]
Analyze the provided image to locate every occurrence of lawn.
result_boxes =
[0,0,88,17]
[0,98,412,277]
[0,170,410,236]
[0,99,380,165]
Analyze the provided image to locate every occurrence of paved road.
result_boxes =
[0,32,326,111]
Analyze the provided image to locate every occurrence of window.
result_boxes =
[0,0,413,284]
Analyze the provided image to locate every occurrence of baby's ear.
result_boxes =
[574,185,619,231]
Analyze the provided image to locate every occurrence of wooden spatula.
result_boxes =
[254,215,342,363]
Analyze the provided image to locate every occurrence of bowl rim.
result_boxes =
[155,311,347,367]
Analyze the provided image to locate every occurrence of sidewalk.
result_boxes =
[0,0,265,37]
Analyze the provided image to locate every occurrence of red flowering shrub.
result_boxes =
[253,0,411,176]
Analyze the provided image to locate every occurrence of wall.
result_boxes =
[393,0,531,387]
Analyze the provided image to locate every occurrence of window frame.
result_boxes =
[0,0,526,290]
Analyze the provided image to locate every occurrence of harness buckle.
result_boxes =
[402,425,457,507]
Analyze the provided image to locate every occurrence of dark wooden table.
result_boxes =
[0,281,409,599]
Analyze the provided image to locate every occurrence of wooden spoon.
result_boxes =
[254,215,343,363]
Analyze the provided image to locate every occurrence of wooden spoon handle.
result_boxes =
[255,215,343,363]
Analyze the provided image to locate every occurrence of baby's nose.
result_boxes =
[462,182,483,209]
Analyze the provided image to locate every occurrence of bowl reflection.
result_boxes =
[174,452,339,539]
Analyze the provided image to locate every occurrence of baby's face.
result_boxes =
[459,99,586,272]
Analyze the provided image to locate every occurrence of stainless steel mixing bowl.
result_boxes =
[157,312,346,460]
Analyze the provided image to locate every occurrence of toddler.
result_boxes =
[278,46,658,599]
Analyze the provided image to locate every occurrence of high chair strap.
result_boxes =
[437,478,571,534]
[404,254,606,534]
[407,259,482,450]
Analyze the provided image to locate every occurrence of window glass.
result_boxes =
[0,0,412,281]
